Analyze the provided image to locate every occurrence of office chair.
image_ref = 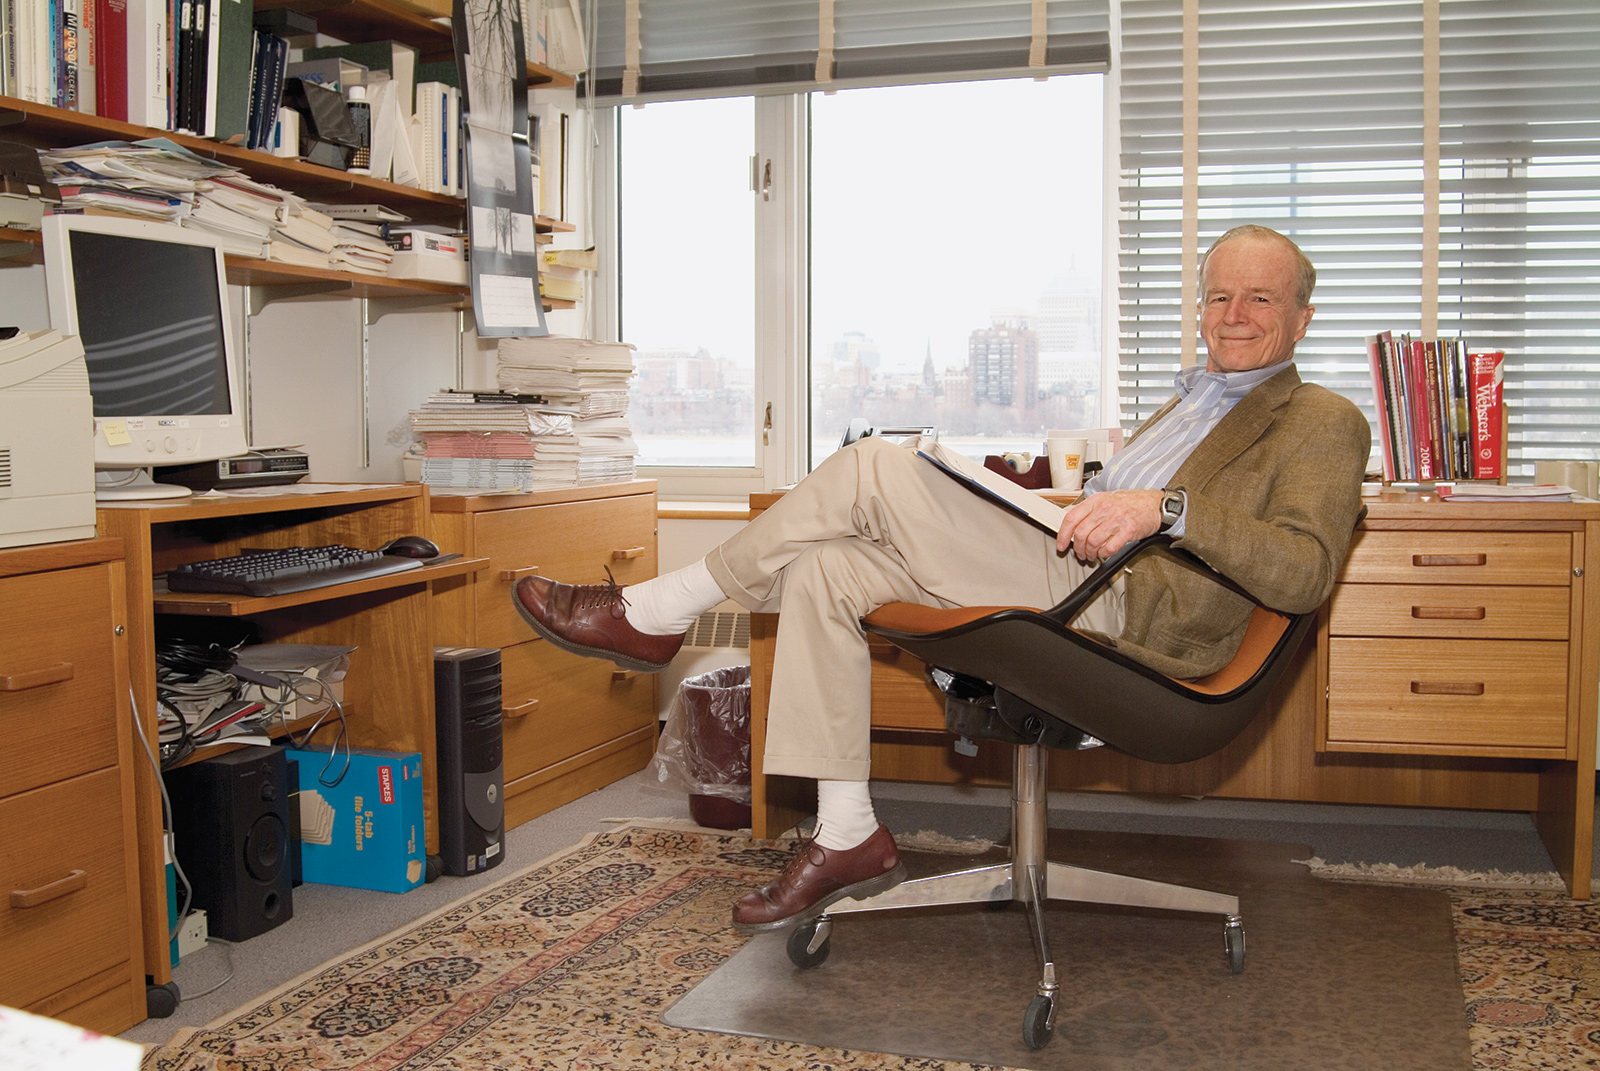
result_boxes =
[780,533,1322,1050]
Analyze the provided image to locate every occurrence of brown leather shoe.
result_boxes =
[511,572,684,672]
[732,824,905,932]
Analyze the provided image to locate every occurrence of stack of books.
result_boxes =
[408,390,583,492]
[494,336,639,485]
[1366,331,1504,483]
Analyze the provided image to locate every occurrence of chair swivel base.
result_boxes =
[782,744,1247,1050]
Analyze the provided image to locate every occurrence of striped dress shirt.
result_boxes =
[1083,361,1291,536]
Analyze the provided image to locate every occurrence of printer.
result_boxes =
[0,328,96,548]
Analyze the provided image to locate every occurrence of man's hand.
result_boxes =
[1056,489,1166,562]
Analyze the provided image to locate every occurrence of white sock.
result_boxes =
[624,559,726,636]
[813,779,880,851]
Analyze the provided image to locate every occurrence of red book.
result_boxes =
[1408,339,1436,480]
[1469,351,1505,480]
[97,0,130,120]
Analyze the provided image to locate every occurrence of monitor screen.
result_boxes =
[69,231,234,418]
[42,215,249,499]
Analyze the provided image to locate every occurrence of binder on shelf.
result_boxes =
[95,0,129,119]
[126,0,169,127]
[212,0,252,142]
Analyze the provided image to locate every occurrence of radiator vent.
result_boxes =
[682,611,750,649]
[0,447,11,489]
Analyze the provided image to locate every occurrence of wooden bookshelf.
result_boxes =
[255,0,577,79]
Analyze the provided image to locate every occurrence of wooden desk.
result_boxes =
[96,485,484,991]
[746,489,1600,899]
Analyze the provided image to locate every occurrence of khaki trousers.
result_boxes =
[705,436,1122,781]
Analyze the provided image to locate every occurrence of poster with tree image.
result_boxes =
[453,0,547,337]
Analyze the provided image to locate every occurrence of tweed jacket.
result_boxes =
[1109,363,1371,679]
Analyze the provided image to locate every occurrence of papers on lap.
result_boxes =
[914,436,1067,536]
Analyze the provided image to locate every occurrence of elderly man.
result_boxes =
[512,224,1371,932]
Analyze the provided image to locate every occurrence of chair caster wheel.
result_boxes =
[1022,994,1055,1049]
[1225,917,1246,974]
[146,980,181,1018]
[785,920,831,969]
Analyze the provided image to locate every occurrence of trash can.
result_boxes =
[648,665,752,830]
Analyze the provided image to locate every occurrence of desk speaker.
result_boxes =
[434,647,505,876]
[163,746,294,941]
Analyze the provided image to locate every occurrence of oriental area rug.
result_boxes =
[136,821,1600,1071]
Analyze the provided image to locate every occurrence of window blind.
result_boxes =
[1118,0,1600,474]
[584,0,1111,101]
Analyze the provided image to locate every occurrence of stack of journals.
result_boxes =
[490,336,640,485]
[409,390,583,492]
[1366,331,1504,483]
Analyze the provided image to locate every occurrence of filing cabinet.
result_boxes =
[0,539,145,1033]
[429,482,660,828]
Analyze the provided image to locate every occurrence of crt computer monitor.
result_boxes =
[41,213,249,500]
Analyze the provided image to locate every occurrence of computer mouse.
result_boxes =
[379,535,441,559]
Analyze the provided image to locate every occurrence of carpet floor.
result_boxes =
[136,821,1600,1071]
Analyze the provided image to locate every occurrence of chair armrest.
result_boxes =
[1040,504,1368,627]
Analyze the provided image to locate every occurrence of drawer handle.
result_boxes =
[612,670,638,683]
[1412,553,1486,568]
[503,699,540,718]
[498,567,541,581]
[0,662,74,692]
[611,547,646,560]
[11,869,88,909]
[1411,606,1487,620]
[1410,681,1486,696]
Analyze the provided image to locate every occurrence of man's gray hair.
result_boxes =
[1199,225,1317,308]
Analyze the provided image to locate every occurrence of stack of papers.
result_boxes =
[408,339,641,491]
[1438,483,1574,502]
[35,139,350,270]
[409,390,584,491]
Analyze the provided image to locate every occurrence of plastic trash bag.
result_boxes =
[647,665,752,829]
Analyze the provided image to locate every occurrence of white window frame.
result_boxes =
[594,95,809,500]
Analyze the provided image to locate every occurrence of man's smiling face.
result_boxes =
[1199,235,1315,374]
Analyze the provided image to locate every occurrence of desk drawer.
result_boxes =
[1340,531,1571,586]
[1327,583,1570,640]
[473,496,658,649]
[499,639,656,782]
[0,767,135,1012]
[0,567,120,797]
[1326,637,1568,751]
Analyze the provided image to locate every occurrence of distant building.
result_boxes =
[968,318,1040,410]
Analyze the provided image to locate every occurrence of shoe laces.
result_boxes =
[572,566,630,612]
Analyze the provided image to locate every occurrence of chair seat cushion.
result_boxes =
[862,603,1033,634]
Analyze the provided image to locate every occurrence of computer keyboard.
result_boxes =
[165,545,425,597]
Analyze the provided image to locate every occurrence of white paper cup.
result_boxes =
[1046,437,1088,492]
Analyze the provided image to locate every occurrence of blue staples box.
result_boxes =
[285,746,426,894]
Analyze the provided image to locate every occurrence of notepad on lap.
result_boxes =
[914,436,1067,536]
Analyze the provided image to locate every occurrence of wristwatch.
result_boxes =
[1158,489,1186,532]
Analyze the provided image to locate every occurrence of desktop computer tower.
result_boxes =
[162,746,294,941]
[434,647,506,876]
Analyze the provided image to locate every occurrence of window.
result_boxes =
[619,97,758,470]
[808,76,1105,469]
[590,0,1113,494]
